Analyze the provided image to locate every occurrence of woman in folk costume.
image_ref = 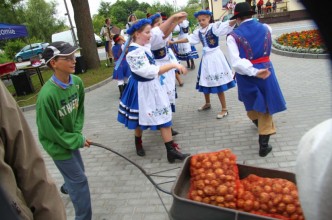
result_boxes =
[149,12,185,136]
[226,2,286,157]
[173,19,199,70]
[169,10,237,119]
[112,34,131,98]
[117,18,190,163]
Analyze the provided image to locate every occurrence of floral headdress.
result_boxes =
[194,10,213,18]
[148,13,161,24]
[126,19,152,36]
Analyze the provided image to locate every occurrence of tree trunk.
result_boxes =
[71,0,100,69]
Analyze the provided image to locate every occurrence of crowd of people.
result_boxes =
[254,0,278,14]
[1,1,330,219]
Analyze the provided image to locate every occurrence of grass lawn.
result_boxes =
[4,60,113,107]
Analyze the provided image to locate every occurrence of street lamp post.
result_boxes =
[63,0,78,47]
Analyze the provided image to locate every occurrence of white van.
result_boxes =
[52,29,103,47]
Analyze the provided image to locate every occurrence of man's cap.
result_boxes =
[42,41,79,64]
[230,2,256,19]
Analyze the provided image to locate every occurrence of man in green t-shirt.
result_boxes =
[36,41,92,220]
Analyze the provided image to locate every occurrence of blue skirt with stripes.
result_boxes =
[117,77,172,130]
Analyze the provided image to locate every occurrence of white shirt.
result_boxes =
[296,119,332,220]
[226,19,272,77]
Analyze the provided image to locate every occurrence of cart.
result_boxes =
[91,143,296,220]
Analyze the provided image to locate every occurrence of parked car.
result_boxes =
[15,42,49,62]
[52,30,104,47]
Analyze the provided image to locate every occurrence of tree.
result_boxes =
[147,3,175,17]
[0,0,24,24]
[137,2,151,12]
[24,0,66,42]
[92,14,105,36]
[71,0,100,69]
[133,10,146,19]
[97,1,112,18]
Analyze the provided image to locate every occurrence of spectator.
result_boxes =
[0,81,66,220]
[257,0,264,14]
[226,0,235,14]
[37,41,92,220]
[100,18,114,64]
[272,0,277,12]
[126,14,137,30]
[251,0,256,12]
[226,2,286,157]
[266,0,272,13]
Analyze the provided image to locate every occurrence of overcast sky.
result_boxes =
[54,0,188,24]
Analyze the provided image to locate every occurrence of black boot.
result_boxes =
[186,60,190,68]
[135,136,145,156]
[259,135,272,157]
[171,128,179,136]
[165,141,190,163]
[252,119,258,128]
[118,85,124,99]
[190,59,195,70]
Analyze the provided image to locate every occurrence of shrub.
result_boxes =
[3,39,26,60]
[0,53,11,63]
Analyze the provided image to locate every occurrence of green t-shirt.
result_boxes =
[36,74,85,160]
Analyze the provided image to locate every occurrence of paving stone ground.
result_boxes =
[22,20,331,220]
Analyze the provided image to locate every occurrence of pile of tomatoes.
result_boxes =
[189,149,239,209]
[239,174,304,219]
[188,149,305,220]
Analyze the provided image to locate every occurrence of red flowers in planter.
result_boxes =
[276,29,326,50]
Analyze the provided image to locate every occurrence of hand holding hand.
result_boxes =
[173,12,188,23]
[256,68,271,79]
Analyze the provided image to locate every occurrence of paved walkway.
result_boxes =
[23,21,331,220]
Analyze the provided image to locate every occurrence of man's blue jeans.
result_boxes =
[54,150,92,220]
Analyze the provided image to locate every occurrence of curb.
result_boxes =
[272,47,330,59]
[20,77,113,112]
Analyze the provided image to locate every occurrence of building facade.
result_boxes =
[208,0,306,21]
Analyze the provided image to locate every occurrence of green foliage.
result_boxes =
[0,53,11,63]
[133,10,146,19]
[137,2,151,12]
[183,3,201,31]
[0,0,25,24]
[97,1,112,18]
[147,3,175,17]
[3,39,26,60]
[92,14,106,37]
[24,0,66,42]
